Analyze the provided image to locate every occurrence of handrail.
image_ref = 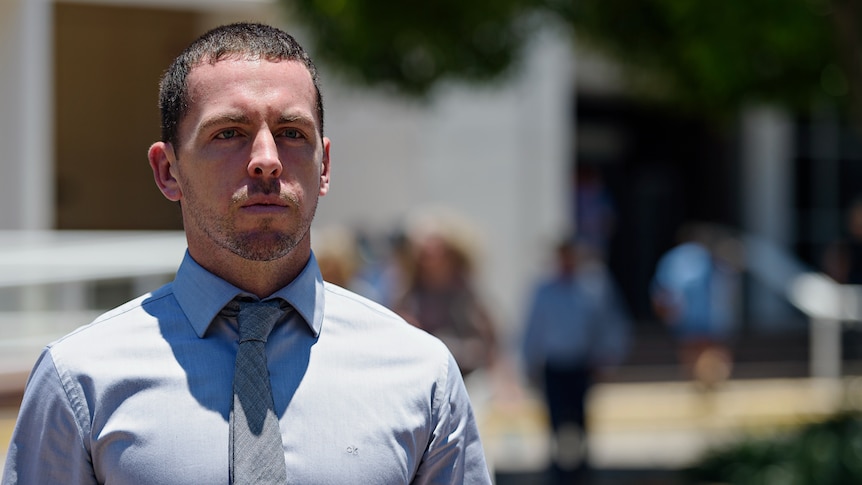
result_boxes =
[744,234,860,378]
[0,230,186,288]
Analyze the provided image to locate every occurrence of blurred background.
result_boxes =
[4,0,862,483]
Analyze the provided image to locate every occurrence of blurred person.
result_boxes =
[822,196,862,284]
[3,23,491,484]
[820,198,862,363]
[313,225,408,306]
[650,223,741,388]
[395,209,499,378]
[573,165,617,257]
[521,237,631,484]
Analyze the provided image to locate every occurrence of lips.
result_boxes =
[242,195,288,207]
[239,195,290,215]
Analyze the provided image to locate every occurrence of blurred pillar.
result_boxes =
[0,0,54,230]
[741,105,797,331]
[0,0,54,316]
[811,317,841,379]
[806,104,843,380]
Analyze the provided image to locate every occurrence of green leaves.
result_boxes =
[559,0,841,118]
[688,412,862,485]
[284,0,857,118]
[285,0,541,96]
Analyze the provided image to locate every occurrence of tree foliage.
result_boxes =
[284,0,859,118]
[284,0,540,96]
[687,412,862,485]
[553,0,845,118]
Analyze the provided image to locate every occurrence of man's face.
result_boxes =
[155,58,330,262]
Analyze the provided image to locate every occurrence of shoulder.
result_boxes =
[46,283,179,359]
[321,282,451,356]
[323,282,411,327]
[94,284,177,323]
[324,282,398,314]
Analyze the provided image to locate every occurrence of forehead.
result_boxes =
[183,58,317,127]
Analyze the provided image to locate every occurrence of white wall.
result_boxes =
[316,29,575,335]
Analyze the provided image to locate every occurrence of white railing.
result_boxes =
[0,230,187,387]
[0,230,856,385]
[0,230,187,288]
[788,273,862,378]
[745,235,862,379]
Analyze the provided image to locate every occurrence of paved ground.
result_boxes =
[2,375,858,482]
[0,407,15,472]
[477,375,858,482]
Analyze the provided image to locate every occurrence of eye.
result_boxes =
[279,128,303,139]
[215,129,238,140]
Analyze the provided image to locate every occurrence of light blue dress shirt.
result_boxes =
[3,252,491,484]
[521,261,631,372]
[651,242,734,340]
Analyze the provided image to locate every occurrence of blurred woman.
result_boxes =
[395,210,498,377]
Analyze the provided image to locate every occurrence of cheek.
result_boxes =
[283,155,324,185]
[182,172,235,206]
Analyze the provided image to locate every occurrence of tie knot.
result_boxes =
[237,300,283,343]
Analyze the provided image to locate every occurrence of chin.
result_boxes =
[228,231,300,262]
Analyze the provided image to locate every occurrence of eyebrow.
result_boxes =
[198,113,251,134]
[276,113,316,128]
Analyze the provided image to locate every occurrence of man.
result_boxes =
[521,238,630,484]
[3,23,491,484]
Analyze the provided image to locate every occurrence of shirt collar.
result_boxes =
[173,250,325,338]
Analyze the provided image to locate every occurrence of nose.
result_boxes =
[247,129,282,178]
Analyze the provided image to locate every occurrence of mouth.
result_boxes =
[242,192,288,205]
[241,205,288,217]
[240,196,289,214]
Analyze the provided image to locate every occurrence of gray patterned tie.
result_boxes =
[229,299,288,484]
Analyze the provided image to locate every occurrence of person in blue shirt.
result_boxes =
[3,22,491,485]
[521,237,631,484]
[651,223,738,388]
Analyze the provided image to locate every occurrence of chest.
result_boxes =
[87,349,432,485]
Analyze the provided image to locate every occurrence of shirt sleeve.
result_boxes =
[2,348,97,485]
[410,352,492,485]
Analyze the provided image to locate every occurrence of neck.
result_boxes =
[188,239,311,299]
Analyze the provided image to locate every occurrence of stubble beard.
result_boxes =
[185,183,318,263]
[222,224,300,262]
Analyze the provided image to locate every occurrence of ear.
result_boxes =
[319,136,331,197]
[148,142,182,202]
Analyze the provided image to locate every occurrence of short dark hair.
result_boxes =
[158,22,324,147]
